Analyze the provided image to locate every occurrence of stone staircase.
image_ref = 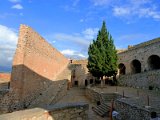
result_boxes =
[27,64,71,108]
[92,93,121,117]
[92,102,110,117]
[27,80,67,108]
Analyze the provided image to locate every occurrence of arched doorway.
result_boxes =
[90,79,93,84]
[118,63,126,75]
[74,81,78,86]
[148,55,160,70]
[85,79,88,86]
[130,59,141,74]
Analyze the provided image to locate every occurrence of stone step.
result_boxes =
[96,106,108,113]
[101,102,110,107]
[97,106,110,111]
[92,103,110,117]
[93,107,105,116]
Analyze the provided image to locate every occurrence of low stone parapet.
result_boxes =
[85,87,102,103]
[115,98,151,120]
[0,102,89,120]
[118,69,160,90]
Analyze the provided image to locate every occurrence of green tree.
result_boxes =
[87,21,117,79]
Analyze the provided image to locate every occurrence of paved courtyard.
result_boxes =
[57,85,160,119]
[56,87,108,120]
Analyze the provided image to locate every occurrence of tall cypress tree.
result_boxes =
[87,21,117,79]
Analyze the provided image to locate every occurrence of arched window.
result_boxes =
[130,59,141,74]
[148,55,160,70]
[118,63,126,75]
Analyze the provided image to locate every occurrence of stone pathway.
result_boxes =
[92,86,160,114]
[56,86,160,119]
[56,87,109,120]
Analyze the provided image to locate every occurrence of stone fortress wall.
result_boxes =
[0,24,70,112]
[118,37,160,89]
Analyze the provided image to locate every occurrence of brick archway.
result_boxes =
[148,55,160,70]
[130,59,141,74]
[118,63,126,75]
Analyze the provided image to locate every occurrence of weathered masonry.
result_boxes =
[70,60,95,87]
[118,38,160,89]
[0,25,71,113]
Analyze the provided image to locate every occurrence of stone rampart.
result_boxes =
[0,24,69,112]
[118,69,160,89]
[0,102,89,120]
[117,37,160,89]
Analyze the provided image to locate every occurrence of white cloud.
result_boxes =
[114,33,155,49]
[19,13,23,16]
[47,27,98,47]
[46,27,99,59]
[0,25,18,68]
[61,49,75,55]
[61,49,86,59]
[0,25,18,44]
[82,28,99,39]
[112,0,160,20]
[117,34,151,41]
[130,0,151,6]
[72,0,80,7]
[90,0,160,21]
[80,19,84,22]
[9,0,21,3]
[12,4,23,9]
[90,0,114,6]
[53,33,89,46]
[52,40,56,43]
[113,7,131,16]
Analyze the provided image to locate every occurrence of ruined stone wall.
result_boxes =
[118,38,160,88]
[118,38,160,73]
[119,69,160,89]
[1,24,69,111]
[85,88,102,103]
[0,103,89,120]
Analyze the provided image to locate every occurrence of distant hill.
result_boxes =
[0,66,11,73]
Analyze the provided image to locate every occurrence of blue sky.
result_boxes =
[1,0,160,72]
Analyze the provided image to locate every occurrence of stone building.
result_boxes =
[117,37,160,89]
[70,60,95,87]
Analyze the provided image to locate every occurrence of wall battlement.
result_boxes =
[118,37,160,54]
